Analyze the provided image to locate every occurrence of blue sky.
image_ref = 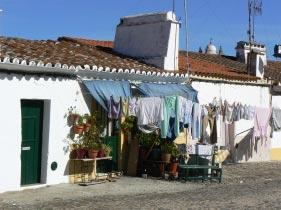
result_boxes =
[0,0,280,58]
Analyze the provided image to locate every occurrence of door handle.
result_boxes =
[22,146,31,151]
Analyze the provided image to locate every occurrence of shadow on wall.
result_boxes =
[79,82,93,112]
[232,128,254,162]
[232,128,270,162]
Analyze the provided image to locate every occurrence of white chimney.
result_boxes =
[114,11,179,71]
[235,41,267,78]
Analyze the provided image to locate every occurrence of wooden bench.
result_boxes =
[179,164,222,183]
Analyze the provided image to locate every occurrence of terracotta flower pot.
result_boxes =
[159,164,165,176]
[170,162,178,176]
[73,125,84,134]
[97,149,105,158]
[69,149,77,159]
[88,149,98,159]
[83,123,91,132]
[76,148,87,159]
[161,153,171,162]
[70,114,80,123]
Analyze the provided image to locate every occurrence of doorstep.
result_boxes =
[20,183,48,191]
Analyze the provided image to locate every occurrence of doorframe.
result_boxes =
[40,100,51,184]
[20,99,50,186]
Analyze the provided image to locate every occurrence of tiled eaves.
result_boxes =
[0,36,189,81]
[0,37,159,72]
[0,55,189,82]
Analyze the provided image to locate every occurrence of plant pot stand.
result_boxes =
[70,157,112,185]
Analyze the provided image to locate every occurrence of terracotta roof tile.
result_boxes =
[0,36,161,73]
[264,60,281,81]
[0,36,263,81]
[58,37,114,48]
[179,51,258,81]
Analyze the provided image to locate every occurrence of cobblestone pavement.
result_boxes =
[1,162,281,209]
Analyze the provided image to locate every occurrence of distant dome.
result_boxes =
[206,40,217,55]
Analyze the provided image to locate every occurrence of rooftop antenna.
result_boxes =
[172,0,175,13]
[247,0,262,74]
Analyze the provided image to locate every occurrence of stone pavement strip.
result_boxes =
[1,162,281,210]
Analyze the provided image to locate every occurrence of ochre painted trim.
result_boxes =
[270,148,281,160]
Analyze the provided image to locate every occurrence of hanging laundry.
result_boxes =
[244,105,255,120]
[239,103,245,120]
[201,106,209,144]
[220,119,233,148]
[201,105,217,144]
[107,95,121,119]
[138,124,159,134]
[207,105,218,144]
[191,103,202,140]
[137,97,164,126]
[253,107,272,138]
[161,96,180,139]
[178,96,193,125]
[129,97,139,117]
[272,108,281,131]
[234,103,243,121]
[121,98,129,117]
[225,102,235,124]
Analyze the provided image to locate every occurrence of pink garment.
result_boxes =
[254,107,272,138]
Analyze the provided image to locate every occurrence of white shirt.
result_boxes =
[137,97,164,126]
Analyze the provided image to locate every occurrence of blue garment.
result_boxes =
[135,83,198,102]
[161,96,180,138]
[167,117,177,141]
[191,103,201,140]
[83,80,131,111]
[108,96,121,119]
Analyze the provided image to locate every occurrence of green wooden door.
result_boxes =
[21,100,44,185]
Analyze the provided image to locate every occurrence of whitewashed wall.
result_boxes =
[0,73,91,193]
[191,81,271,163]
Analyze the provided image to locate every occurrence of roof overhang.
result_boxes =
[0,57,188,83]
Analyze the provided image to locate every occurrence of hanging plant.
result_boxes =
[68,106,80,123]
[82,114,91,132]
[73,116,84,135]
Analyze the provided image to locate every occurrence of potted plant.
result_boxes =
[82,113,104,158]
[139,132,161,161]
[70,137,87,159]
[73,116,84,135]
[103,144,112,157]
[170,145,180,176]
[98,143,106,157]
[160,143,175,162]
[68,106,80,123]
[87,142,100,159]
[83,114,91,133]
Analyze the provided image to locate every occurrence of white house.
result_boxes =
[0,11,280,193]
